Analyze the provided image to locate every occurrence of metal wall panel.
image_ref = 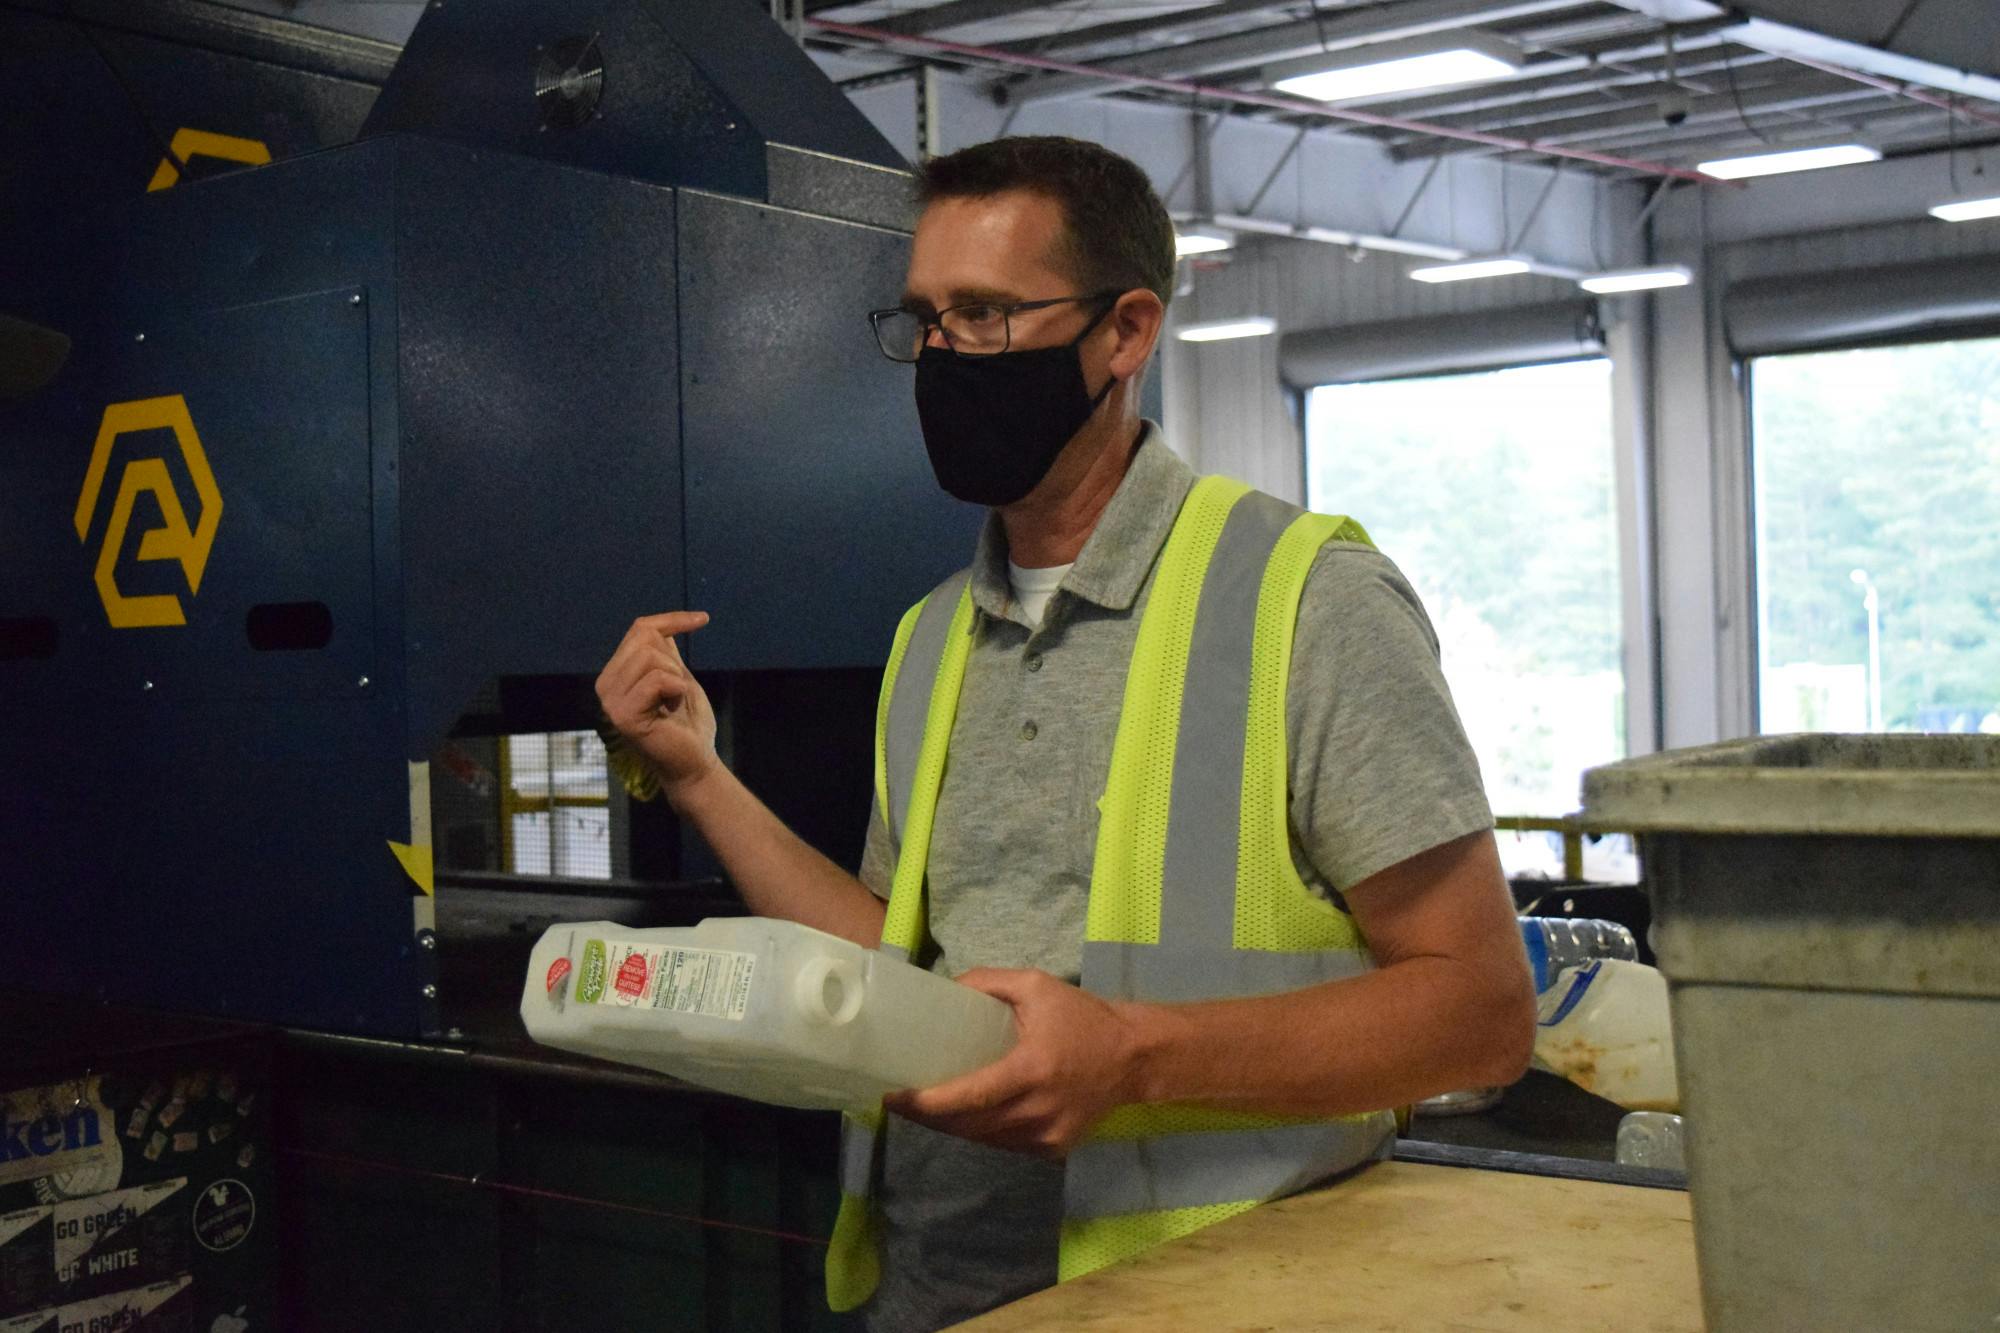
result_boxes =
[275,1037,846,1331]
[1724,251,2000,355]
[0,19,963,1040]
[362,0,903,201]
[47,290,377,703]
[91,27,379,158]
[1279,301,1603,386]
[0,695,420,1032]
[1717,213,2000,286]
[677,191,981,671]
[0,137,428,1036]
[393,139,687,756]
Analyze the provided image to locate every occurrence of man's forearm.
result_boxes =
[669,763,887,948]
[1116,954,1536,1117]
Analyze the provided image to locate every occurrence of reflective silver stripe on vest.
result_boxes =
[1063,1114,1394,1220]
[1078,940,1370,1003]
[885,570,970,850]
[839,1116,878,1197]
[1156,489,1300,954]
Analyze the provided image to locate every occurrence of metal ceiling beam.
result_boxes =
[1389,67,1857,143]
[1376,45,1776,129]
[1506,9,1674,51]
[1575,120,1922,171]
[1139,25,1751,149]
[1384,48,2000,158]
[1561,97,1923,155]
[1771,51,2000,132]
[1176,17,1744,123]
[1391,80,1888,159]
[1379,69,1753,145]
[998,0,1594,106]
[860,0,1087,39]
[1030,16,1755,145]
[986,0,1297,61]
[1016,1,1671,74]
[1598,1,2000,105]
[808,16,1728,180]
[867,51,1654,265]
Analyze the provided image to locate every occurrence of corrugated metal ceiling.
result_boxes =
[806,0,2000,178]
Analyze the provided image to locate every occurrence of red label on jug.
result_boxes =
[546,957,572,995]
[614,953,649,999]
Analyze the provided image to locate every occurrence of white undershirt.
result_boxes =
[1007,560,1072,628]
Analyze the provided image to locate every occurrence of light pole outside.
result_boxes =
[1850,568,1883,731]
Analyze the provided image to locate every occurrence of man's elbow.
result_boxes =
[1472,962,1539,1087]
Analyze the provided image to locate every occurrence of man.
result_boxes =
[597,136,1535,1331]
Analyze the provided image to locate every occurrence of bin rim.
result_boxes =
[1580,733,2000,838]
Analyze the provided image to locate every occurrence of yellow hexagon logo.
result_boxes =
[146,129,271,193]
[74,395,224,629]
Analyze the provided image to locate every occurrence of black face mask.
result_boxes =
[913,304,1117,507]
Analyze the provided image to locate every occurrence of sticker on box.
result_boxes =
[0,1079,122,1198]
[192,1179,255,1254]
[52,1179,184,1287]
[2,1273,192,1333]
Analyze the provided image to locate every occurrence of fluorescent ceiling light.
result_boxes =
[1176,316,1278,342]
[1331,233,1467,261]
[1276,49,1517,101]
[1175,227,1234,257]
[1579,264,1693,294]
[1930,195,2000,222]
[1697,144,1880,180]
[1208,213,1469,261]
[1269,32,1522,103]
[1408,257,1531,284]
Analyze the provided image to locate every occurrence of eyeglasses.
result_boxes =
[868,291,1121,363]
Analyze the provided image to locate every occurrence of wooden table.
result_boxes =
[953,1161,1701,1331]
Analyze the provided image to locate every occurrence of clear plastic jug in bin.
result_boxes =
[1532,958,1679,1112]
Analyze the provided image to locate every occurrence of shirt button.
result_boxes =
[1025,653,1044,673]
[1020,720,1038,741]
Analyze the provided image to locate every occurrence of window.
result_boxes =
[500,730,613,879]
[1752,336,2000,736]
[1305,359,1629,876]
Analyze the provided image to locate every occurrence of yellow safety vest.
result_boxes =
[826,475,1396,1312]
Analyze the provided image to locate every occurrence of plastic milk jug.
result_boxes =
[1531,958,1680,1112]
[521,917,1017,1111]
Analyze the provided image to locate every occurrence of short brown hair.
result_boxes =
[915,136,1175,309]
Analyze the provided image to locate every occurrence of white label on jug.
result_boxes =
[575,939,755,1021]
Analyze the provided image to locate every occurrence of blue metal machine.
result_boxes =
[0,0,977,1037]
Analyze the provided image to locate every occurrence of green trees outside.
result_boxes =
[1753,336,2000,733]
[1306,359,1624,817]
[1303,336,2000,827]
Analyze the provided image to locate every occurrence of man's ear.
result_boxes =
[1108,290,1166,381]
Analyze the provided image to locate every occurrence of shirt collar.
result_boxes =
[968,422,1197,622]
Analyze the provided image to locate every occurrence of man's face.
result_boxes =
[903,189,1110,364]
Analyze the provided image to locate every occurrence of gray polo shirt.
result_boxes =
[856,426,1492,1333]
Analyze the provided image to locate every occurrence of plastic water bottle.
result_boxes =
[1532,958,1679,1112]
[521,918,1017,1111]
[1519,915,1638,993]
[1616,1111,1687,1171]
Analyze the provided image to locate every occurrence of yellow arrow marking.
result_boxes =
[388,841,434,896]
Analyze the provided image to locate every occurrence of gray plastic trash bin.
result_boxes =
[1582,734,2000,1333]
